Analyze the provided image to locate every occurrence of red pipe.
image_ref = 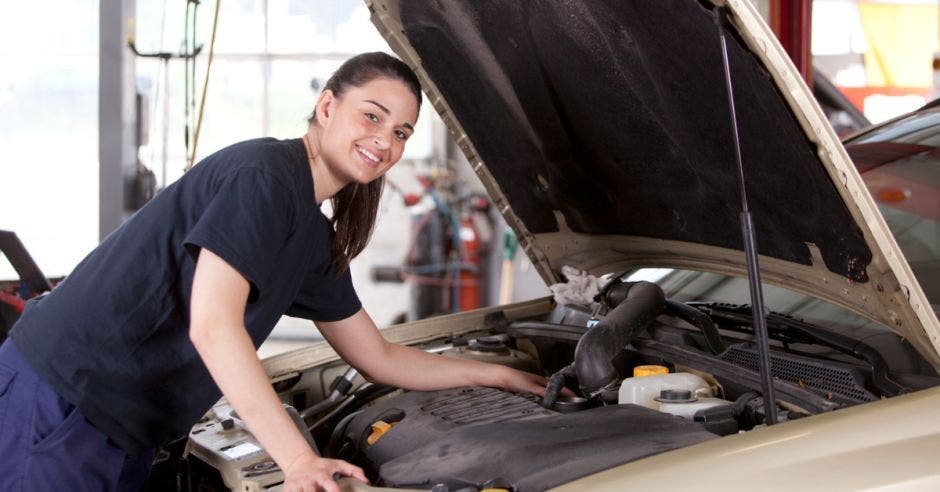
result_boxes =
[770,0,813,86]
[0,291,26,313]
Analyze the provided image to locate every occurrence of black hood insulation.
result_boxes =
[399,0,871,281]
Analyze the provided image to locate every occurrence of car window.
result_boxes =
[846,108,940,313]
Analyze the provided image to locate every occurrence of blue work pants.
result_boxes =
[0,339,154,491]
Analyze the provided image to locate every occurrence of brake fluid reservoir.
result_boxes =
[656,389,732,419]
[618,372,713,410]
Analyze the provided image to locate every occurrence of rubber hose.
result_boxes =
[542,364,575,409]
[327,410,363,458]
[574,281,665,396]
[665,300,726,355]
[732,391,762,429]
[506,321,588,342]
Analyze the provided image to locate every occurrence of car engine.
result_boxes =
[153,281,940,492]
[336,386,716,490]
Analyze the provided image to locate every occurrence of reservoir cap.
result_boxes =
[633,365,669,377]
[655,389,698,403]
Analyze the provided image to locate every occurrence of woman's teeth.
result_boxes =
[358,147,380,164]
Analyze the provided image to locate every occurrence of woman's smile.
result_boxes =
[355,144,383,168]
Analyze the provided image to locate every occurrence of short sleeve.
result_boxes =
[287,267,362,321]
[183,168,295,300]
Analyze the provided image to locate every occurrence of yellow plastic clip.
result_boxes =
[367,420,395,446]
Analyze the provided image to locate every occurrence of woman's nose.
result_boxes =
[373,130,391,149]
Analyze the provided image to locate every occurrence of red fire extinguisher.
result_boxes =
[458,215,481,312]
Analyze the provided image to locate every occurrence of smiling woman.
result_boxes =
[304,52,422,273]
[0,51,551,492]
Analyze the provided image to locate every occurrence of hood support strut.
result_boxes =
[715,6,779,425]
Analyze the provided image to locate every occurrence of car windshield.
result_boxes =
[628,105,940,333]
[846,106,940,311]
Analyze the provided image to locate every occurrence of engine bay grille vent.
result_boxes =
[419,387,551,425]
[719,344,877,404]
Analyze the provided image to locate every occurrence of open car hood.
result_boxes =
[366,0,940,365]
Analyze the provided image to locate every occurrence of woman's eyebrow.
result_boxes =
[365,100,390,114]
[365,99,415,131]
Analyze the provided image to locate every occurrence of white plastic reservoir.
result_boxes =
[658,397,733,419]
[618,372,713,410]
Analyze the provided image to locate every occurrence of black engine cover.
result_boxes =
[340,387,717,491]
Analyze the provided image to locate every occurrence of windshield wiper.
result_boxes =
[691,302,910,397]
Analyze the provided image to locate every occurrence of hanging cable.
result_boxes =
[128,0,202,182]
[183,0,191,161]
[187,0,220,170]
[156,0,169,188]
[191,1,199,148]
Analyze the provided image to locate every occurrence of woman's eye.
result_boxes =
[365,112,379,123]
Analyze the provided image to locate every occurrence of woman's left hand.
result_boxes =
[490,366,578,398]
[491,367,552,396]
[317,309,578,398]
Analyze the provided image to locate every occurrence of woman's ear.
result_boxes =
[315,90,336,126]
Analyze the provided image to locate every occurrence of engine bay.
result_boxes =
[150,281,940,492]
[337,387,717,490]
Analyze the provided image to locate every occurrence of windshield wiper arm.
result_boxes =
[693,302,911,396]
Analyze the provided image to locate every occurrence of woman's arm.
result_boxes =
[316,309,549,395]
[189,248,366,492]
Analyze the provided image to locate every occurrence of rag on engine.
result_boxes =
[338,387,718,491]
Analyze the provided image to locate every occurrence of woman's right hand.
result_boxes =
[283,454,369,492]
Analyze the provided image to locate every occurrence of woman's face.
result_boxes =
[315,77,419,186]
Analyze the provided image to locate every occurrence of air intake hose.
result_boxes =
[574,281,665,397]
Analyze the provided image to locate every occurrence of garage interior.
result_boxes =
[3,0,936,353]
[0,0,940,492]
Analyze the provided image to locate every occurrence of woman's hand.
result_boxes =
[317,310,577,397]
[490,366,579,398]
[283,454,368,492]
[491,366,552,396]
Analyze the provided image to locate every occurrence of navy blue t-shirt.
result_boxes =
[11,137,361,455]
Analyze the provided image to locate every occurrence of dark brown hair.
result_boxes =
[310,52,422,273]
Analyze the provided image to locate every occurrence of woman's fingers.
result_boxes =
[559,386,578,397]
[284,456,368,492]
[317,477,341,492]
[502,368,549,396]
[338,460,369,484]
[492,366,584,399]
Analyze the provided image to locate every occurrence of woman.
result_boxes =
[0,52,549,492]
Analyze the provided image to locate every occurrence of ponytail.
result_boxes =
[329,177,384,273]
